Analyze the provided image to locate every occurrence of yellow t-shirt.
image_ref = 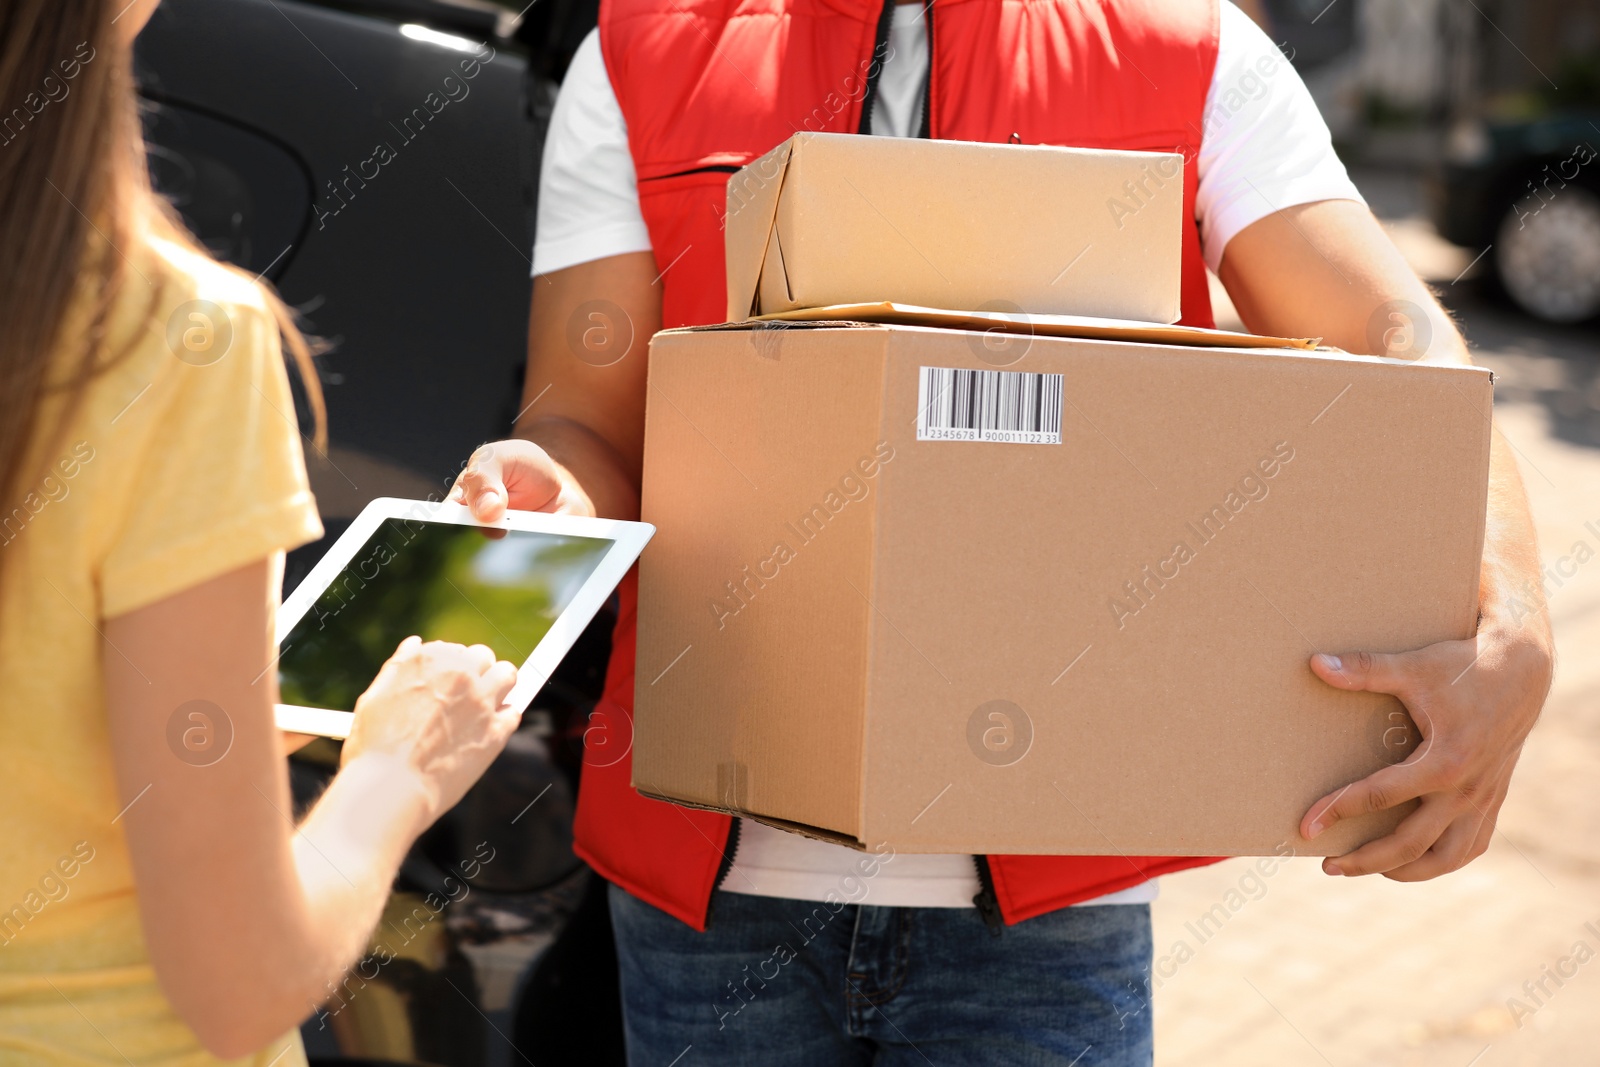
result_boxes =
[0,228,323,1064]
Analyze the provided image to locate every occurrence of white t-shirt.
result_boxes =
[537,2,1363,908]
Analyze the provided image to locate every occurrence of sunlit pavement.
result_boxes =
[1157,167,1600,1067]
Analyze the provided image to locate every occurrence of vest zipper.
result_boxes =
[918,0,933,139]
[705,817,742,927]
[643,163,743,182]
[856,0,897,135]
[973,855,1003,936]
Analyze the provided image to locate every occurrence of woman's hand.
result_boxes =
[104,561,525,1056]
[342,636,521,833]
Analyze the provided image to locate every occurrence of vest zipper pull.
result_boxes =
[973,886,1004,936]
[972,856,1003,936]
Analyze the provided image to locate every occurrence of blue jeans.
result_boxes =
[608,885,1154,1066]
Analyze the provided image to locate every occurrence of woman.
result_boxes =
[0,0,520,1061]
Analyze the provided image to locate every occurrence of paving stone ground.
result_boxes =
[1156,168,1600,1067]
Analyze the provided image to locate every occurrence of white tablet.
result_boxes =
[274,497,653,739]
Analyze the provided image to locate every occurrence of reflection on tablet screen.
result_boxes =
[279,518,613,713]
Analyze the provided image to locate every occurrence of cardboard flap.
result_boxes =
[758,222,794,313]
[632,789,869,849]
[755,301,1320,350]
[662,319,883,335]
[724,138,796,322]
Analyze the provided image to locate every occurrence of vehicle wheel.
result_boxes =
[1495,184,1600,323]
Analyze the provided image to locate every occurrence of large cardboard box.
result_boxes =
[725,133,1184,323]
[633,316,1492,857]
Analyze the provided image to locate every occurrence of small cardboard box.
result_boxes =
[725,133,1184,324]
[632,315,1492,857]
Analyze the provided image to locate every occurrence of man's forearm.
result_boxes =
[1479,431,1555,651]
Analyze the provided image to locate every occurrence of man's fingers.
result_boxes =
[1319,795,1457,877]
[451,448,509,522]
[1310,649,1413,695]
[1413,772,1510,882]
[1381,808,1487,882]
[450,440,567,518]
[1456,799,1499,870]
[1302,760,1428,840]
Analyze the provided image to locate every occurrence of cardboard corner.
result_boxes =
[631,793,868,851]
[747,814,868,850]
[724,138,796,322]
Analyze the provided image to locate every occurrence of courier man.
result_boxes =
[452,1,1554,1062]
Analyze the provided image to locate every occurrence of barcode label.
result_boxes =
[916,366,1064,444]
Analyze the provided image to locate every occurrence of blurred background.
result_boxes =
[132,0,1600,1063]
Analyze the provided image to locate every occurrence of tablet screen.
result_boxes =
[278,518,613,713]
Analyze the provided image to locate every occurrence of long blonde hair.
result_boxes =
[0,0,325,517]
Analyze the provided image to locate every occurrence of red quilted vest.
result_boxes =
[574,0,1225,930]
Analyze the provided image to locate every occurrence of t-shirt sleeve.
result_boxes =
[531,28,654,276]
[99,291,323,618]
[1195,2,1366,272]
